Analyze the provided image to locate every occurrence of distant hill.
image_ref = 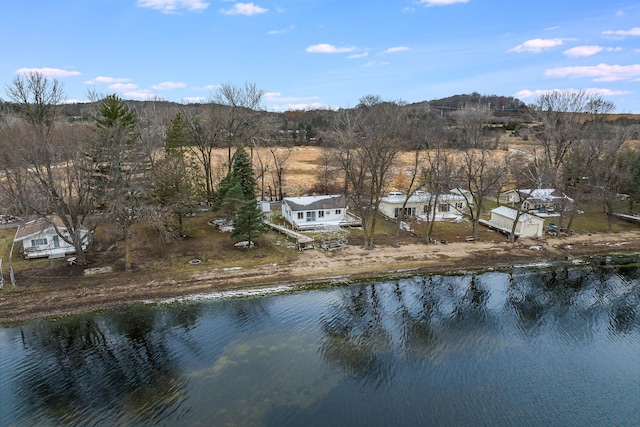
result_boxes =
[423,92,528,113]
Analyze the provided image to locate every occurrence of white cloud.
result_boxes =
[85,76,131,84]
[151,81,187,90]
[508,38,565,53]
[268,25,295,35]
[263,92,331,111]
[221,2,267,16]
[563,46,622,57]
[269,102,337,112]
[403,7,416,13]
[616,11,624,17]
[420,0,469,6]
[347,52,369,59]
[363,61,389,67]
[16,67,81,78]
[109,83,138,91]
[546,63,640,81]
[124,90,162,100]
[383,46,409,54]
[263,92,319,103]
[137,0,209,14]
[515,88,631,100]
[602,27,640,37]
[306,44,357,53]
[193,84,219,91]
[181,97,206,103]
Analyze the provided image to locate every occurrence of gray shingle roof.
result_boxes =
[283,195,346,211]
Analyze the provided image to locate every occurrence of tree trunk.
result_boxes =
[124,228,132,272]
[605,200,614,233]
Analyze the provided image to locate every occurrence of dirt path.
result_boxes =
[1,231,640,324]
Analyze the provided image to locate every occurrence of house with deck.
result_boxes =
[13,216,90,259]
[499,188,573,217]
[378,190,471,221]
[281,194,359,230]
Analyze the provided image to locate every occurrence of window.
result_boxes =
[53,235,60,248]
[30,238,47,247]
[455,202,463,210]
[335,209,342,215]
[297,212,304,220]
[438,203,450,213]
[306,211,316,222]
[318,210,325,218]
[394,207,415,218]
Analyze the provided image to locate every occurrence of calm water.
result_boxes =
[1,256,639,426]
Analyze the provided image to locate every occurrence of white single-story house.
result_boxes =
[481,206,545,238]
[282,194,358,230]
[13,216,90,259]
[499,188,574,217]
[378,190,471,221]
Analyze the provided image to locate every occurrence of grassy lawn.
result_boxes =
[2,200,639,281]
[124,213,300,276]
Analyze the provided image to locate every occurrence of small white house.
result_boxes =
[500,188,574,217]
[378,190,471,221]
[13,216,90,259]
[482,206,545,238]
[282,194,355,230]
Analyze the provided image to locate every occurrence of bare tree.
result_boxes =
[334,96,406,250]
[311,148,342,195]
[531,89,614,188]
[1,72,94,265]
[504,152,540,243]
[452,103,496,149]
[457,149,508,240]
[213,82,265,169]
[269,144,293,201]
[564,117,632,232]
[389,105,440,246]
[421,142,456,242]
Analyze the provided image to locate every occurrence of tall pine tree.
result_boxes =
[217,147,266,248]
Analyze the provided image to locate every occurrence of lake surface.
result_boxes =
[1,256,639,426]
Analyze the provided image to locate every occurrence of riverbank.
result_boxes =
[1,230,640,324]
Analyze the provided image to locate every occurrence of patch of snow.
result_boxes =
[154,285,295,304]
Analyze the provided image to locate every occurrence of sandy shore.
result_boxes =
[1,230,640,324]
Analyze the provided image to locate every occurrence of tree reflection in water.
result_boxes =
[321,261,639,383]
[14,304,202,424]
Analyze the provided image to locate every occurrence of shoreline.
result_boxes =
[1,230,640,325]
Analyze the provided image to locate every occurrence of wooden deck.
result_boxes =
[614,213,640,225]
[265,221,315,250]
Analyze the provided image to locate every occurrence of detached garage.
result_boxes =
[483,206,545,238]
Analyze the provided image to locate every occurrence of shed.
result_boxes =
[483,206,545,238]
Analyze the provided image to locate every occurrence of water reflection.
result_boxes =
[10,304,203,425]
[1,258,638,426]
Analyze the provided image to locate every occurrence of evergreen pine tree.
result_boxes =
[231,197,267,248]
[231,147,258,199]
[219,146,266,248]
[219,178,244,221]
[164,112,191,155]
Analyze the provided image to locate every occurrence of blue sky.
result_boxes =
[1,0,639,112]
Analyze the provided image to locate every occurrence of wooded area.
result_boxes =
[1,72,639,267]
